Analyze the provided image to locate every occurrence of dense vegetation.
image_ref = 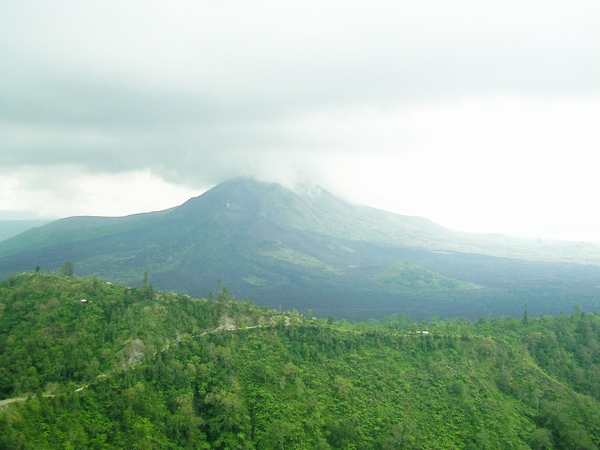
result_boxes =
[1,273,600,448]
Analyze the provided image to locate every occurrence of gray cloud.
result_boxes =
[1,0,599,239]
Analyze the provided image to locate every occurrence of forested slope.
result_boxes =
[1,273,600,449]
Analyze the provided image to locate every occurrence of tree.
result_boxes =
[60,261,75,277]
[530,428,554,450]
[140,271,154,300]
[324,419,359,448]
[382,420,421,449]
[264,420,301,449]
[204,388,251,445]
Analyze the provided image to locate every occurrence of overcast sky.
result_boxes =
[1,0,599,241]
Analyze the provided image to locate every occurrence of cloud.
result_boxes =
[0,0,599,240]
[0,165,199,219]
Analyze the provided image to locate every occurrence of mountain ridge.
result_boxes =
[2,178,598,262]
[0,178,598,320]
[0,219,51,244]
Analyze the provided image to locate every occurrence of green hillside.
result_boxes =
[374,262,477,289]
[1,273,600,449]
[0,220,50,243]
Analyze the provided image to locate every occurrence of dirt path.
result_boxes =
[0,315,294,408]
[0,396,28,407]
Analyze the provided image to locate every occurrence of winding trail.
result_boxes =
[0,315,293,408]
[0,396,28,407]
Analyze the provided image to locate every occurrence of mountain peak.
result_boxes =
[177,178,299,217]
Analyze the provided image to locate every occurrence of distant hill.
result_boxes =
[0,178,598,320]
[0,219,50,242]
[1,273,600,449]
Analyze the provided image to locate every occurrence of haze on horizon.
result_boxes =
[1,0,598,242]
